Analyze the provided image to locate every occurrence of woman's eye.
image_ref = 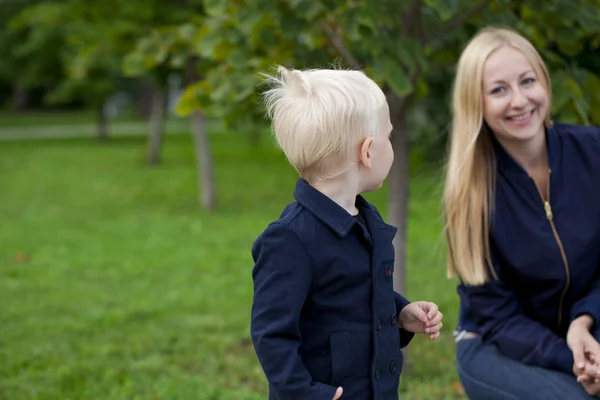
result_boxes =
[491,87,505,94]
[522,77,535,85]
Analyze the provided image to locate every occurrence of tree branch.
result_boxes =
[426,0,493,44]
[319,21,360,67]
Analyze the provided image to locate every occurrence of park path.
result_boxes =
[0,119,189,141]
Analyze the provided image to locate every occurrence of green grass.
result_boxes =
[0,124,465,399]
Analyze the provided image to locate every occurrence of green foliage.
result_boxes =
[4,0,599,137]
[175,0,334,136]
[172,0,600,145]
[1,0,67,92]
[123,24,198,76]
[5,0,123,107]
[3,0,206,107]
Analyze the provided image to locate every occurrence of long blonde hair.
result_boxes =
[444,27,552,285]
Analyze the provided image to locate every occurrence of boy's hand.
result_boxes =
[398,301,443,340]
[332,386,343,399]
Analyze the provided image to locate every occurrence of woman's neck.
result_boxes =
[496,130,549,176]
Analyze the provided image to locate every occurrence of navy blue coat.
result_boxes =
[250,178,414,400]
[458,122,600,374]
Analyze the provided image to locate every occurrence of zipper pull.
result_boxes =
[544,201,553,220]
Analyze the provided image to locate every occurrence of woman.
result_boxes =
[443,27,600,399]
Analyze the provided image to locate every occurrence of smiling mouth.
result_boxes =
[507,110,535,121]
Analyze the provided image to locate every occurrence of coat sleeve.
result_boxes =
[565,125,600,327]
[250,223,337,400]
[569,127,600,327]
[394,292,415,348]
[459,243,574,375]
[570,266,600,327]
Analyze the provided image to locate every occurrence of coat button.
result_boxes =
[390,361,397,373]
[384,266,392,278]
[376,319,383,331]
[375,368,381,380]
[390,313,397,326]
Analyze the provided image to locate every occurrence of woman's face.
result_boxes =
[481,46,549,144]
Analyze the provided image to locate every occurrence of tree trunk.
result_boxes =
[11,83,28,111]
[186,57,217,210]
[386,90,411,370]
[388,99,409,299]
[97,104,109,141]
[136,79,154,119]
[191,111,217,210]
[147,89,166,165]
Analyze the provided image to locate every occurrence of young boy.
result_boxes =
[250,66,443,400]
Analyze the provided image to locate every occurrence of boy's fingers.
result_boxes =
[333,386,343,400]
[410,305,428,322]
[424,303,438,319]
[428,331,440,340]
[426,312,443,327]
[426,322,443,334]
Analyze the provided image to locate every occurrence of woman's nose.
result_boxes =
[510,88,528,108]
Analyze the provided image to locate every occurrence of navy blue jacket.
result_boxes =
[458,122,600,374]
[251,178,414,400]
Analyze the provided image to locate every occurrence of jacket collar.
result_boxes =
[293,178,392,237]
[491,123,558,176]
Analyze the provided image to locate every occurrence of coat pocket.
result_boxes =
[329,331,371,385]
[329,332,348,386]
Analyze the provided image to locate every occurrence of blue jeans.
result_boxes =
[457,336,596,399]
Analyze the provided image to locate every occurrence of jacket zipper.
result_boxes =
[531,169,570,328]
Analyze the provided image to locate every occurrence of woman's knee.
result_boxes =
[456,339,519,400]
[455,338,590,400]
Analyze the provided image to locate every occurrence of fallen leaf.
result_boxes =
[452,380,465,394]
[13,253,30,262]
[239,337,252,350]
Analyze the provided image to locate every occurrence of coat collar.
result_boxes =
[293,178,397,239]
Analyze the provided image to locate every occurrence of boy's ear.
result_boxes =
[359,137,373,169]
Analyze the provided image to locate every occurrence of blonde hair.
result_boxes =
[444,27,552,285]
[260,66,386,182]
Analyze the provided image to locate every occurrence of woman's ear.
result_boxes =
[358,137,373,169]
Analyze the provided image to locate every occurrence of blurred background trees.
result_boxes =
[2,0,600,321]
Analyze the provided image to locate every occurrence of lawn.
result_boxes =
[0,118,465,399]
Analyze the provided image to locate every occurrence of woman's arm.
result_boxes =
[460,244,574,375]
[570,268,600,328]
